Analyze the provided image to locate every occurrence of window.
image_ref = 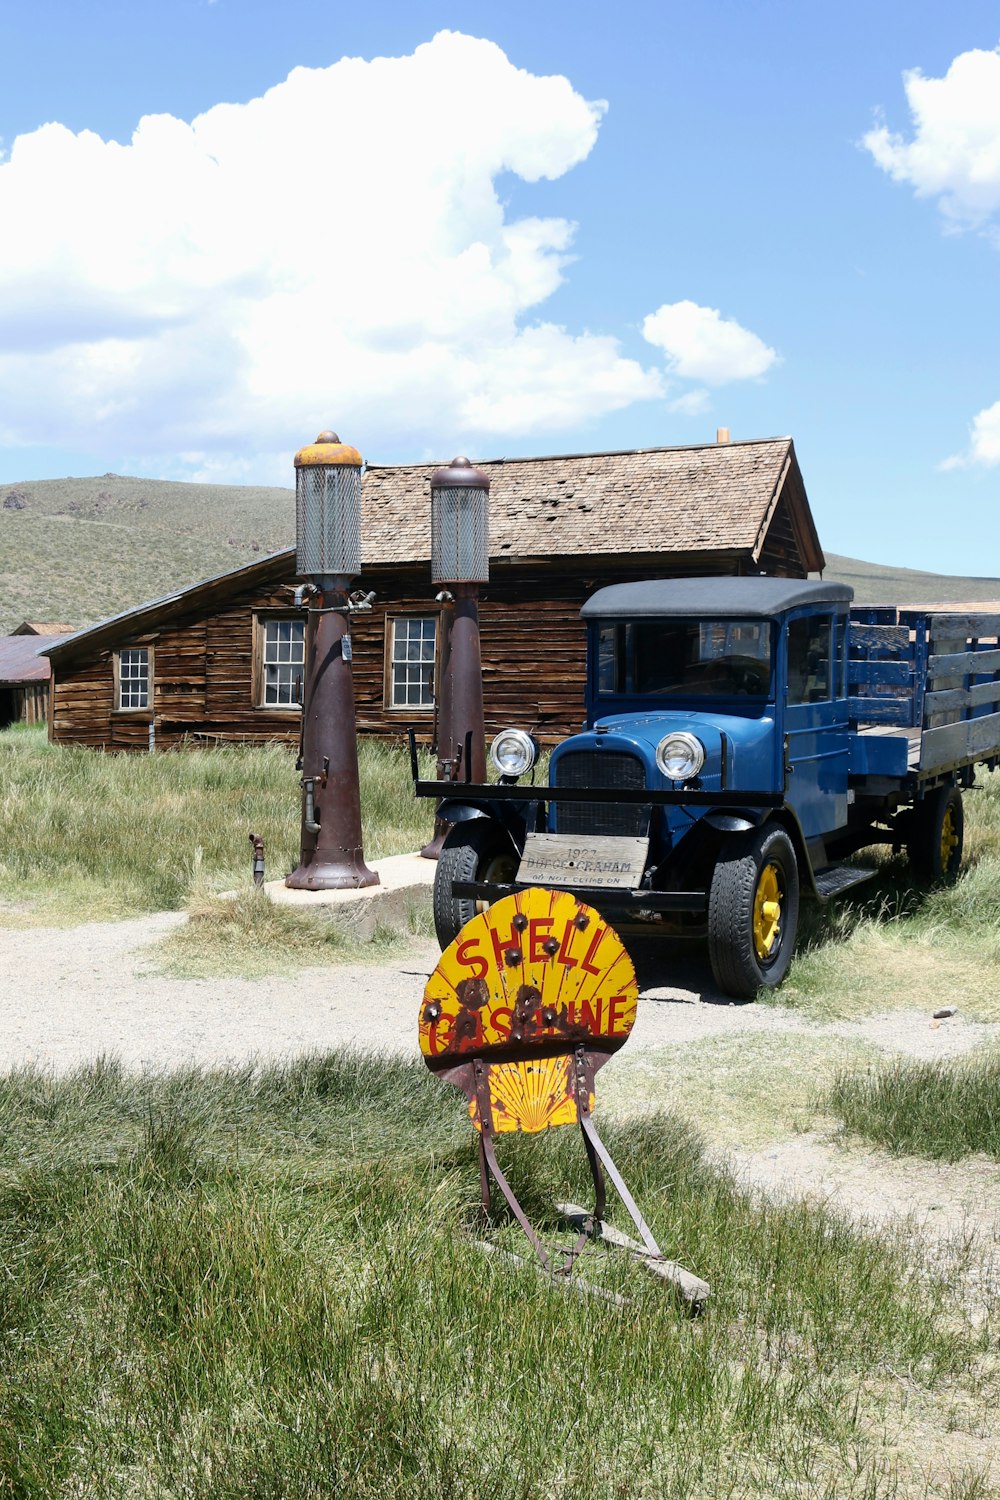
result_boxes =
[596,619,773,698]
[387,616,437,709]
[259,617,305,707]
[787,615,832,704]
[116,647,150,710]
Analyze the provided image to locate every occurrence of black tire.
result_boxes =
[707,824,800,1000]
[907,785,964,884]
[433,821,520,949]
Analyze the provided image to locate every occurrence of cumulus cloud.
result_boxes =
[940,398,1000,469]
[863,46,1000,231]
[0,31,665,477]
[642,300,778,384]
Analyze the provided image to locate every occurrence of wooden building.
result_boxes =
[44,437,824,750]
[0,629,69,727]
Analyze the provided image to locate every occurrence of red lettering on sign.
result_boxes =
[580,925,607,977]
[489,922,521,972]
[455,938,488,980]
[556,920,578,970]
[528,917,554,963]
[491,1007,512,1042]
[607,995,626,1034]
[579,997,604,1033]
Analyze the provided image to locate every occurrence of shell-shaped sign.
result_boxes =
[420,889,638,1134]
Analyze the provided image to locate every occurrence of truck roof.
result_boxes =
[580,577,854,620]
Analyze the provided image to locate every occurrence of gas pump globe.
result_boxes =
[285,431,378,891]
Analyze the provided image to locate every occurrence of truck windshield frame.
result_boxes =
[596,618,775,699]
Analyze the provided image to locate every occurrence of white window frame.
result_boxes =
[385,615,437,712]
[115,646,151,712]
[256,615,305,710]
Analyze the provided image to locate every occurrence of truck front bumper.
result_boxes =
[452,880,708,913]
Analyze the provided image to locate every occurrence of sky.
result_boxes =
[1,1,999,574]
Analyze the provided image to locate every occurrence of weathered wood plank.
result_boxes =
[848,659,911,686]
[848,623,910,651]
[848,697,913,725]
[927,613,1000,641]
[929,647,1000,681]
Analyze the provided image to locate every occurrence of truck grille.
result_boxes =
[552,750,649,836]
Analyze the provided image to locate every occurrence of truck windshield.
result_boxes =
[597,619,773,697]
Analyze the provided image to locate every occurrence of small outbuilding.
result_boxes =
[44,436,824,750]
[0,632,68,727]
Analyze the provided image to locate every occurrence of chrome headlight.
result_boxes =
[655,731,705,782]
[490,728,538,779]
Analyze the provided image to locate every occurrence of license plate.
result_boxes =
[516,833,649,890]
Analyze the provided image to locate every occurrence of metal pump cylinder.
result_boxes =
[294,431,363,578]
[430,456,490,585]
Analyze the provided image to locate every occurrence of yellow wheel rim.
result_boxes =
[753,863,783,961]
[940,806,959,870]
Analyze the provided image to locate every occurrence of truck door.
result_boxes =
[782,610,849,841]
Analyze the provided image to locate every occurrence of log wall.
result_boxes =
[50,550,801,751]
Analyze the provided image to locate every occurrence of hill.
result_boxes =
[1,473,997,633]
[0,474,294,634]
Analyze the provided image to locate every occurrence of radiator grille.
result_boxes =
[552,751,648,836]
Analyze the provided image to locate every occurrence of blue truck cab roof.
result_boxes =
[581,577,854,620]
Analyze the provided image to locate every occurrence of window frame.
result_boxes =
[383,613,439,713]
[113,645,153,714]
[253,612,306,711]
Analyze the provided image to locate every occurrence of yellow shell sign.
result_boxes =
[420,889,637,1135]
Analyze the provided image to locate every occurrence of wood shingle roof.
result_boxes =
[362,437,820,566]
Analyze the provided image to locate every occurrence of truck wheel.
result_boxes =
[707,824,800,999]
[907,785,964,884]
[433,821,520,949]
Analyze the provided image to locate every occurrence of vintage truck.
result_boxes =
[413,577,1000,998]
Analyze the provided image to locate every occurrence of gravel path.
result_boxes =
[3,913,998,1267]
[2,916,996,1072]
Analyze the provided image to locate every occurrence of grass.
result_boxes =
[601,1030,882,1149]
[826,1053,1000,1162]
[153,882,434,979]
[0,723,436,925]
[771,768,1000,1023]
[0,1051,993,1498]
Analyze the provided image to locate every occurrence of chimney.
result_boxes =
[716,427,731,444]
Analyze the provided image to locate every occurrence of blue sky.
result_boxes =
[1,1,999,574]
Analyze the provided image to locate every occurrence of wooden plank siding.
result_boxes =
[50,548,802,751]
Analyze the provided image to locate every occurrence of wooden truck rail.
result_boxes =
[849,608,1000,778]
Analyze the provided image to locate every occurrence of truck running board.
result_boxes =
[812,864,877,900]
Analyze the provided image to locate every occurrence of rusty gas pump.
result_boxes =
[286,432,378,891]
[420,456,490,859]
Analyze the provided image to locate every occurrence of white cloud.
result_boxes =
[668,388,711,417]
[644,300,779,387]
[641,300,778,385]
[0,31,665,476]
[941,397,1000,469]
[863,47,1000,231]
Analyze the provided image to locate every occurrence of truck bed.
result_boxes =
[849,607,1000,778]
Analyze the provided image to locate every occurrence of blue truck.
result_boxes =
[414,577,1000,999]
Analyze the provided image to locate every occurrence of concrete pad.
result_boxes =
[261,851,436,939]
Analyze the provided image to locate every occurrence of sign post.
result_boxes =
[420,888,709,1303]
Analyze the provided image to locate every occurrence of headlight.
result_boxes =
[655,731,705,782]
[490,728,537,779]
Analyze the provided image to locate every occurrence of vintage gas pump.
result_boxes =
[420,457,490,858]
[286,431,379,891]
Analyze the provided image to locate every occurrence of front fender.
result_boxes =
[702,808,771,834]
[437,798,527,857]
